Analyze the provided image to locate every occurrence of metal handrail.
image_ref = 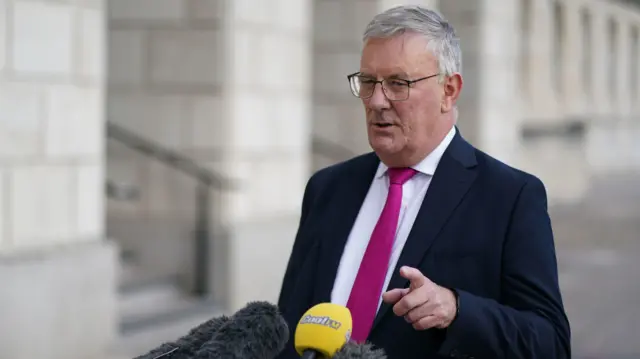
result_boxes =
[106,120,234,296]
[106,122,234,189]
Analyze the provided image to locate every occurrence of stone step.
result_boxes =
[113,281,223,358]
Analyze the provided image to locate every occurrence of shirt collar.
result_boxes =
[375,125,457,179]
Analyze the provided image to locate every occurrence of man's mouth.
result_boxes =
[373,123,393,128]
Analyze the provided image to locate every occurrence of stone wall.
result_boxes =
[0,1,116,359]
[106,0,313,310]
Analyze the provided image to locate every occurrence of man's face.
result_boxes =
[359,33,459,166]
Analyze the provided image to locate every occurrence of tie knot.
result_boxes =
[387,167,417,185]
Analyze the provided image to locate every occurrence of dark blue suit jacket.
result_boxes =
[276,130,571,359]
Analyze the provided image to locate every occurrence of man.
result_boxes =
[277,5,570,359]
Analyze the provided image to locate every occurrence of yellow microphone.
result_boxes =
[294,303,353,358]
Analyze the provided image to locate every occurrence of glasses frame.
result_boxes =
[347,72,439,101]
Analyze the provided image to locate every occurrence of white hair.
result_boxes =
[363,5,462,82]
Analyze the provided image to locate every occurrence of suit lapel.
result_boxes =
[371,131,478,330]
[312,153,380,304]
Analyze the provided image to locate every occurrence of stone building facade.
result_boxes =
[0,0,639,358]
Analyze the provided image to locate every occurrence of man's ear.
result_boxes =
[441,73,463,113]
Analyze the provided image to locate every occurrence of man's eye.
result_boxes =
[389,80,407,86]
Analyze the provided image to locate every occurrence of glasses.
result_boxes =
[347,72,439,101]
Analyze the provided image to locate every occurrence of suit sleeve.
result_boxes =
[438,176,571,359]
[277,173,319,310]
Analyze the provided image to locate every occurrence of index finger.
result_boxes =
[400,266,430,289]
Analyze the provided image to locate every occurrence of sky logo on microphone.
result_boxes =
[299,314,343,330]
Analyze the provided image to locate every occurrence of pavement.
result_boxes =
[551,172,640,358]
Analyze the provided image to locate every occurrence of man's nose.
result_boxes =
[366,83,391,110]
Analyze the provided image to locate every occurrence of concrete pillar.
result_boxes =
[311,0,384,172]
[0,1,117,359]
[526,0,557,123]
[561,0,585,118]
[589,6,611,117]
[217,0,314,311]
[616,20,633,119]
[437,0,520,165]
[634,25,640,114]
[579,7,594,109]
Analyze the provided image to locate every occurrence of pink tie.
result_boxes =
[346,167,417,342]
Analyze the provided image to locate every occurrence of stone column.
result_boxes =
[437,0,520,165]
[616,20,632,119]
[635,25,640,114]
[0,1,116,359]
[561,0,585,118]
[311,0,377,172]
[216,0,314,311]
[526,0,557,123]
[589,6,611,118]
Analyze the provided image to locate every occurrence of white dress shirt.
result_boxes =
[330,126,457,312]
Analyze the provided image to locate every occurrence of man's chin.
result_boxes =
[369,139,402,156]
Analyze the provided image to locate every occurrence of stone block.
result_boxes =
[108,0,185,21]
[229,28,260,88]
[44,85,102,157]
[272,94,311,150]
[12,1,74,75]
[0,83,42,157]
[108,30,145,86]
[0,240,118,359]
[107,93,185,149]
[314,1,348,43]
[263,36,310,92]
[189,96,226,149]
[230,92,271,151]
[140,160,197,214]
[217,153,307,222]
[148,30,222,87]
[0,0,6,71]
[261,33,291,90]
[230,0,270,24]
[353,0,379,43]
[345,105,370,153]
[0,172,4,248]
[312,103,343,141]
[9,165,74,249]
[267,157,307,212]
[188,0,224,20]
[76,164,104,238]
[314,52,360,94]
[273,0,312,31]
[79,7,105,80]
[225,215,299,312]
